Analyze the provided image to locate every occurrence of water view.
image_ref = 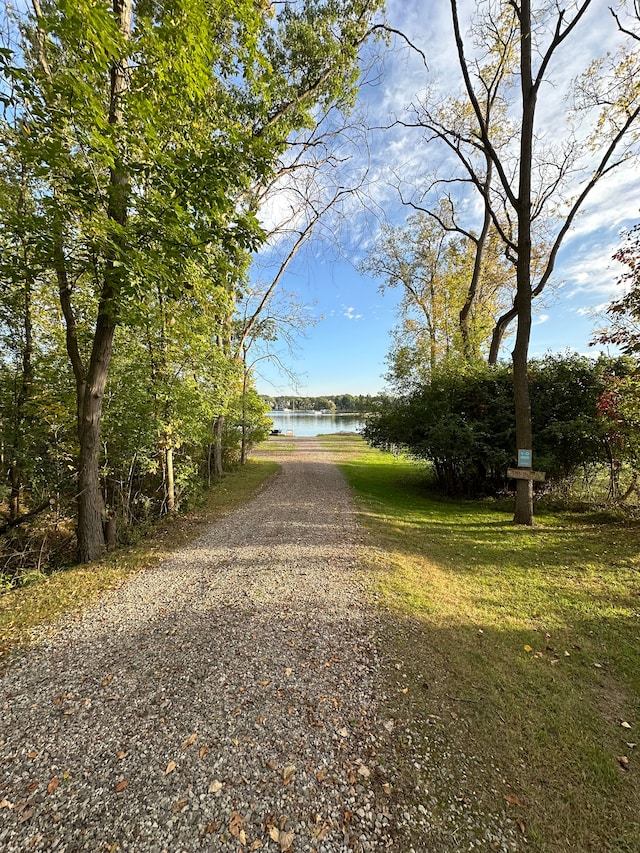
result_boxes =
[267,411,365,437]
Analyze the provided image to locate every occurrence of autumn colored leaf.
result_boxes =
[117,750,126,760]
[199,745,209,759]
[249,842,263,851]
[621,721,632,729]
[504,793,523,806]
[0,799,14,809]
[524,645,533,653]
[114,780,128,793]
[268,825,280,843]
[229,810,244,837]
[517,818,526,833]
[279,829,294,851]
[47,776,59,794]
[181,733,197,749]
[282,765,296,785]
[316,768,327,782]
[382,782,392,795]
[28,751,37,759]
[165,760,177,775]
[101,674,113,686]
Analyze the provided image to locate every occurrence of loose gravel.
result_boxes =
[1,437,522,852]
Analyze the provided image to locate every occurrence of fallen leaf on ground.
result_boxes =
[116,750,126,760]
[524,645,532,653]
[208,780,223,794]
[250,841,263,850]
[0,799,14,809]
[165,760,177,775]
[282,765,296,785]
[316,768,327,782]
[382,782,392,795]
[115,780,128,793]
[47,777,59,794]
[181,733,197,749]
[516,818,526,833]
[172,798,187,812]
[401,687,408,694]
[199,745,209,759]
[101,674,113,686]
[504,794,523,806]
[28,751,37,759]
[229,811,244,837]
[358,765,371,778]
[618,755,630,770]
[268,826,280,842]
[279,830,294,851]
[621,721,632,729]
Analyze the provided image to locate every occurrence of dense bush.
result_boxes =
[364,354,637,497]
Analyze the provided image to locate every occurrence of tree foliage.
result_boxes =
[363,354,636,498]
[0,0,384,567]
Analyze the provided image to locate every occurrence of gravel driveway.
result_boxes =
[0,438,392,852]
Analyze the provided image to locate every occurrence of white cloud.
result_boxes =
[343,305,363,321]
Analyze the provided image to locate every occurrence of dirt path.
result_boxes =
[0,438,392,852]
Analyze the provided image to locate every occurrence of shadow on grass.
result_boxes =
[335,442,640,851]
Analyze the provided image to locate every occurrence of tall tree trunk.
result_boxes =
[488,304,517,365]
[512,0,535,525]
[9,163,35,521]
[460,158,493,362]
[165,446,175,513]
[77,0,132,561]
[213,416,224,478]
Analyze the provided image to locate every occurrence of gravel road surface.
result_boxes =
[0,438,392,852]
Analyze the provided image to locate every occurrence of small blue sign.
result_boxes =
[518,449,532,468]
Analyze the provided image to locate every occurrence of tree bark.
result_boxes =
[460,158,493,362]
[512,0,535,525]
[165,446,175,513]
[213,416,224,478]
[76,0,132,562]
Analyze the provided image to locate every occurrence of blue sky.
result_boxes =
[253,0,640,398]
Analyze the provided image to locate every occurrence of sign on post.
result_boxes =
[518,448,532,468]
[507,468,546,482]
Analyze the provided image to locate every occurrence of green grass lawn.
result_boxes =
[325,434,640,852]
[0,459,278,661]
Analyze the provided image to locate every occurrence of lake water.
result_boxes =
[267,411,366,437]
